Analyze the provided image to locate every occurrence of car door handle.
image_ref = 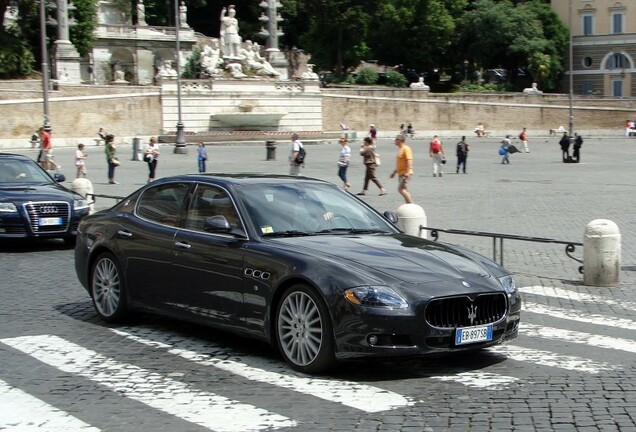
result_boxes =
[174,241,192,249]
[117,230,133,238]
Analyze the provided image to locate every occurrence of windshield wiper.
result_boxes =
[262,230,316,237]
[316,228,389,234]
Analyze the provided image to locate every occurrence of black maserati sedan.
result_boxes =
[75,174,521,373]
[0,153,90,244]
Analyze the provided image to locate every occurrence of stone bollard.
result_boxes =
[71,178,95,215]
[583,219,621,287]
[396,203,427,238]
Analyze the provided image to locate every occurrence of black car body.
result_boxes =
[75,174,521,373]
[0,153,90,243]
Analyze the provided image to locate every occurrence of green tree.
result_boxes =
[70,0,98,57]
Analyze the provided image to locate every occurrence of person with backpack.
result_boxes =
[289,132,305,176]
[519,127,529,153]
[456,136,469,174]
[572,133,583,163]
[429,135,445,177]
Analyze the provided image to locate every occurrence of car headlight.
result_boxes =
[344,286,408,309]
[0,202,18,213]
[498,275,517,295]
[73,198,89,210]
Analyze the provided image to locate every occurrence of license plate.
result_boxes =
[39,217,62,226]
[455,324,493,345]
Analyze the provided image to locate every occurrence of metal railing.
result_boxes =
[419,225,584,273]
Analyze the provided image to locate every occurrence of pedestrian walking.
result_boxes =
[559,132,571,162]
[390,134,413,204]
[197,141,208,173]
[519,127,530,153]
[357,137,386,196]
[39,125,62,171]
[337,137,352,190]
[573,133,583,163]
[456,136,469,174]
[144,136,160,182]
[104,134,119,184]
[500,135,511,164]
[429,135,445,177]
[289,132,304,176]
[368,124,377,144]
[75,143,87,178]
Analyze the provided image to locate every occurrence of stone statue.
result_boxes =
[179,1,189,28]
[226,62,246,78]
[241,41,279,76]
[113,62,127,82]
[220,5,242,58]
[201,39,224,76]
[156,59,178,79]
[137,0,146,25]
[523,82,543,94]
[301,64,319,80]
[409,76,430,90]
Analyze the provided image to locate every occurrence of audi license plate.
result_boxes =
[39,217,62,226]
[455,324,493,345]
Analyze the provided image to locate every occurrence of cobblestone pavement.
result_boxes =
[1,133,635,431]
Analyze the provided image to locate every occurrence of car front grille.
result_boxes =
[425,293,508,328]
[23,201,71,234]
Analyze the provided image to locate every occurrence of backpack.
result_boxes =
[294,145,306,165]
[519,132,524,140]
[431,141,441,154]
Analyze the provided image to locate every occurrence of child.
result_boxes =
[75,143,87,178]
[500,135,511,164]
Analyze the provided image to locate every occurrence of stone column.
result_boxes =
[53,0,82,84]
[258,0,288,79]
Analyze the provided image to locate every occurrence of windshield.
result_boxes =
[236,182,398,237]
[0,159,54,185]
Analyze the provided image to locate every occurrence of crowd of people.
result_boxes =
[30,122,591,206]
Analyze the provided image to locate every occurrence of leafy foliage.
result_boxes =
[182,46,202,78]
[0,28,35,78]
[384,70,408,88]
[356,67,378,85]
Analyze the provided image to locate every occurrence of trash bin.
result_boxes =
[132,137,143,161]
[266,140,276,160]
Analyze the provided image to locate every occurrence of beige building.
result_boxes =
[552,0,635,97]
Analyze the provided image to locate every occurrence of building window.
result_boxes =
[581,82,593,95]
[582,15,593,36]
[607,53,628,69]
[611,13,624,34]
[612,80,623,97]
[582,57,593,68]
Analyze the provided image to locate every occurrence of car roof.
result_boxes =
[0,153,32,160]
[160,173,332,187]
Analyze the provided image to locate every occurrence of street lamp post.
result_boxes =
[173,0,187,154]
[40,0,51,130]
[568,0,574,136]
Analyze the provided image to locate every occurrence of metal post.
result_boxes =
[40,0,51,129]
[568,0,574,135]
[173,0,187,154]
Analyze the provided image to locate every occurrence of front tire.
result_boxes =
[276,284,336,373]
[90,252,128,323]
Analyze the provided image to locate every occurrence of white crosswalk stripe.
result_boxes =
[1,283,634,430]
[0,379,100,431]
[111,327,414,412]
[0,335,296,432]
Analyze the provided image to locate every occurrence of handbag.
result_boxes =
[374,152,381,166]
[111,158,120,166]
[143,154,152,163]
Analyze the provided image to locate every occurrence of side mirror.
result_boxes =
[204,215,231,233]
[384,210,398,224]
[53,173,66,183]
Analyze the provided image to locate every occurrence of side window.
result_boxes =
[136,183,189,227]
[186,185,243,234]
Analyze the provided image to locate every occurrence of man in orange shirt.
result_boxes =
[390,134,413,204]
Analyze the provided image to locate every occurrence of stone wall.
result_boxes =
[321,88,636,134]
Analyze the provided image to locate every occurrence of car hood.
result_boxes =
[272,233,498,284]
[0,183,77,202]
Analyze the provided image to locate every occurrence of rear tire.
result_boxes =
[276,284,336,373]
[90,252,128,323]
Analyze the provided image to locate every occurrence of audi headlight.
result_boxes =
[344,286,408,309]
[0,202,18,213]
[499,275,517,295]
[73,198,89,210]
